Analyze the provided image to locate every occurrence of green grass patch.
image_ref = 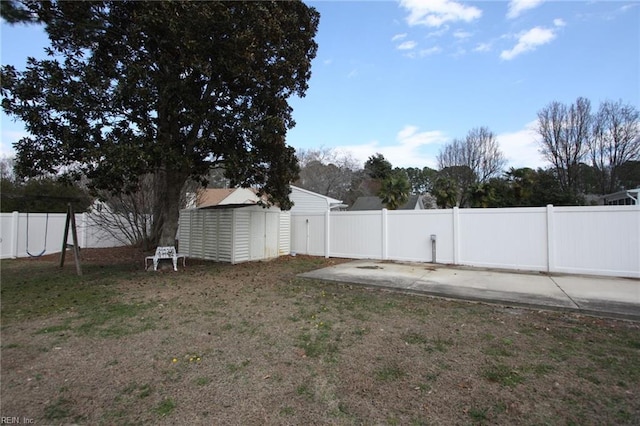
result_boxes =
[44,397,73,421]
[402,331,429,345]
[425,337,454,353]
[296,384,314,400]
[280,406,295,416]
[482,343,513,357]
[0,259,141,325]
[155,398,176,417]
[76,301,157,338]
[481,363,525,387]
[35,321,73,335]
[375,363,406,381]
[468,406,489,423]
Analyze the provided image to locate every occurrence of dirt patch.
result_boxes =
[1,247,639,425]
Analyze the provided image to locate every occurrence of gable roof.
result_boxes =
[197,188,261,208]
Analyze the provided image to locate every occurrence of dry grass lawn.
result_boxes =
[1,247,639,425]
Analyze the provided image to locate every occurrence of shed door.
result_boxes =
[250,211,265,260]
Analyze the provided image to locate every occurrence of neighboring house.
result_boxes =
[289,185,347,212]
[599,188,639,206]
[350,194,425,211]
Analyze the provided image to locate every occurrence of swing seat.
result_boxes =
[145,246,186,271]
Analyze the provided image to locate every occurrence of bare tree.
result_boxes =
[437,127,505,183]
[436,127,506,206]
[88,174,155,248]
[0,155,15,181]
[590,100,640,194]
[536,97,592,195]
[295,147,360,201]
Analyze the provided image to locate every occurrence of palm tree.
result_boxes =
[379,174,410,210]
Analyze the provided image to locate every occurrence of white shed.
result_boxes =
[178,205,290,264]
[290,186,346,212]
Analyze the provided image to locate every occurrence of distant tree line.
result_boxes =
[294,97,639,209]
[2,96,638,213]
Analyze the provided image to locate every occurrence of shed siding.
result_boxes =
[179,206,288,264]
[232,209,251,264]
[279,211,291,255]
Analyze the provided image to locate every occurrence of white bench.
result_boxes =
[145,246,186,271]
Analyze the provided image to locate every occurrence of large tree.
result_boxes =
[590,100,640,194]
[1,1,319,245]
[437,127,506,184]
[378,172,410,210]
[436,127,505,207]
[536,97,592,198]
[295,147,359,201]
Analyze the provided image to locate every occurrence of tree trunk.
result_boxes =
[151,166,188,247]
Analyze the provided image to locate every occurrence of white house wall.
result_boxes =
[290,187,329,212]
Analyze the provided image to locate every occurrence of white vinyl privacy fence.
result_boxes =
[1,212,128,259]
[291,205,640,278]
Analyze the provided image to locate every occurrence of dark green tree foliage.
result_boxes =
[616,161,640,190]
[405,166,437,194]
[1,1,319,245]
[378,169,410,210]
[0,0,35,23]
[1,178,92,213]
[364,153,393,180]
[432,165,476,207]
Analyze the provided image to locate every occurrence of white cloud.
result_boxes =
[553,18,566,27]
[331,123,546,170]
[506,0,545,19]
[453,30,472,40]
[403,45,442,59]
[474,42,492,52]
[420,46,442,56]
[500,26,556,60]
[397,40,418,50]
[392,33,408,41]
[400,0,482,28]
[426,26,450,38]
[496,121,547,169]
[334,125,448,169]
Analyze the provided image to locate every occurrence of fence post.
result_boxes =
[381,208,388,260]
[324,210,330,258]
[452,207,460,265]
[546,204,555,273]
[11,211,19,259]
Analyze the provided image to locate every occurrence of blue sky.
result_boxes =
[1,0,639,171]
